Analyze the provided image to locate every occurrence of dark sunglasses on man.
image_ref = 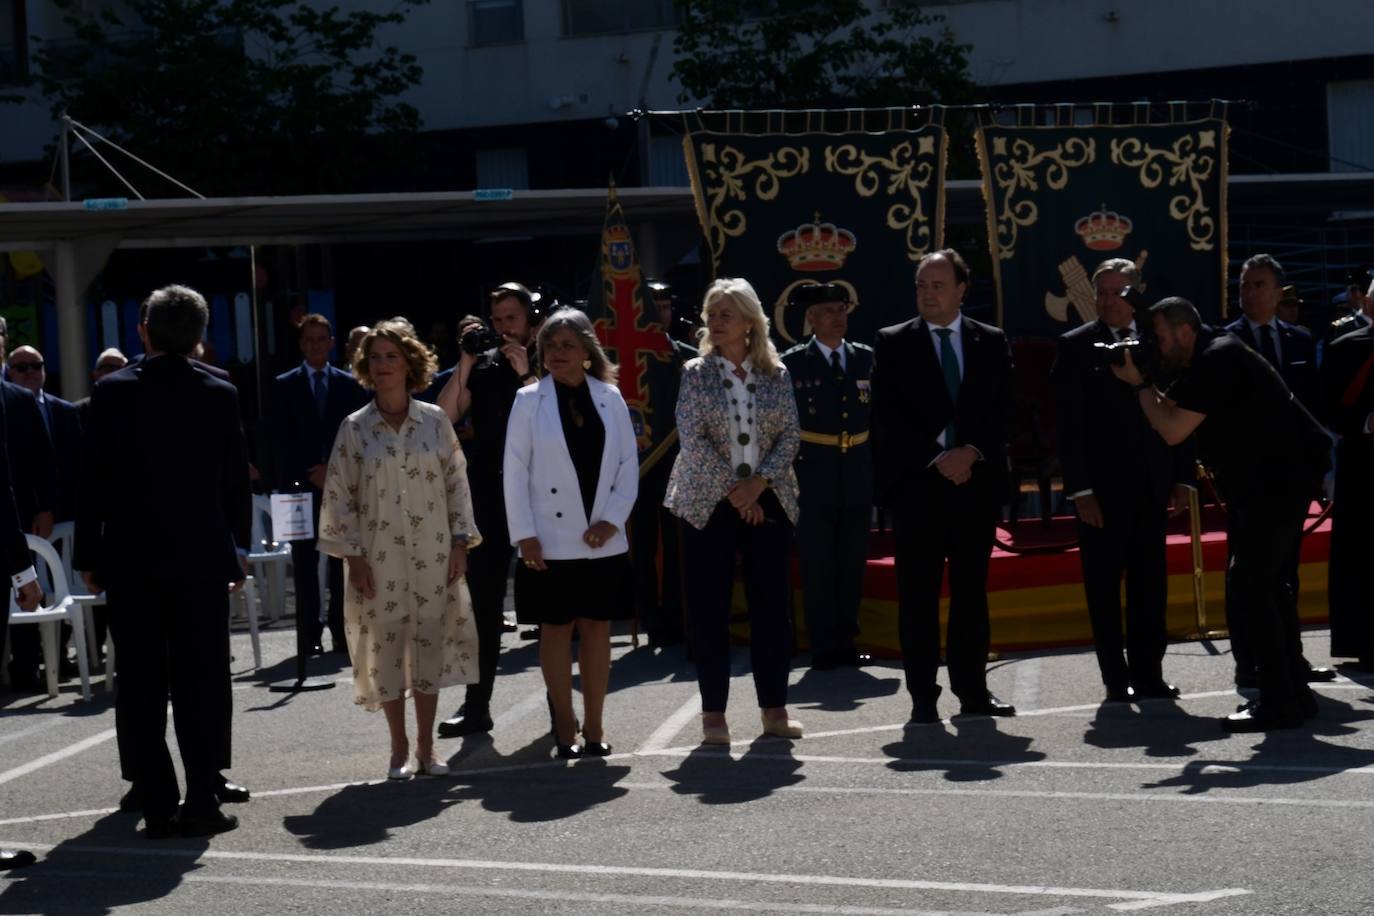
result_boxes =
[8,360,42,373]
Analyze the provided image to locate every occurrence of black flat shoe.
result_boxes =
[437,711,493,738]
[1105,686,1136,703]
[582,740,612,757]
[216,776,250,804]
[1222,701,1303,733]
[1132,681,1181,699]
[1305,666,1338,682]
[959,694,1016,717]
[176,810,239,837]
[555,743,583,760]
[0,850,37,869]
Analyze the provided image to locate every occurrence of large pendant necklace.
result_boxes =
[718,356,756,478]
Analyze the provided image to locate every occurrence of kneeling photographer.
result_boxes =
[433,282,543,738]
[1111,297,1332,732]
[1051,258,1191,705]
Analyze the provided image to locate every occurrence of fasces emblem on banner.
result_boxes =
[976,116,1228,336]
[682,110,947,346]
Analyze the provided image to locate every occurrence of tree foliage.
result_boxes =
[22,0,429,196]
[671,0,974,110]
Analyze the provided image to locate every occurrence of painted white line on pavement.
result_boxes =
[0,842,1247,910]
[638,691,702,754]
[7,870,1017,916]
[0,727,116,788]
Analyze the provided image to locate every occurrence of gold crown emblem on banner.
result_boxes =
[777,213,857,271]
[1074,206,1133,251]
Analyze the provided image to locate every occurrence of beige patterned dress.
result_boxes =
[318,399,481,710]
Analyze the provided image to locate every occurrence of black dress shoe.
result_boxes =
[1304,666,1338,682]
[582,741,612,757]
[555,743,584,760]
[143,818,176,840]
[176,810,239,837]
[959,694,1016,717]
[1132,681,1181,699]
[216,776,251,804]
[520,627,540,640]
[1105,686,1136,703]
[501,619,518,633]
[308,643,325,656]
[1221,703,1304,733]
[0,850,37,869]
[437,710,493,738]
[119,786,142,813]
[908,699,940,724]
[836,650,873,668]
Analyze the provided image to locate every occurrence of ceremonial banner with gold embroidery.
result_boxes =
[683,110,947,345]
[976,114,1228,335]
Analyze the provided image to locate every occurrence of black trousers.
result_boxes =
[1227,492,1313,713]
[630,463,684,642]
[1076,488,1168,691]
[892,471,997,704]
[462,490,511,714]
[108,579,232,819]
[291,488,346,649]
[796,500,870,659]
[1225,506,1305,676]
[680,494,794,712]
[1329,446,1374,660]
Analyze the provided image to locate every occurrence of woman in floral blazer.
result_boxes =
[664,277,804,746]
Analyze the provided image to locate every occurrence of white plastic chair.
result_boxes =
[47,520,105,669]
[248,494,292,622]
[6,535,91,701]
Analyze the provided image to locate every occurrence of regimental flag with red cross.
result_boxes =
[590,180,677,469]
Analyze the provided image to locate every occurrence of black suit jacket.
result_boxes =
[1225,317,1319,411]
[871,314,1014,507]
[0,380,58,528]
[75,355,251,587]
[1051,320,1186,504]
[0,391,34,578]
[1321,324,1374,449]
[270,362,367,492]
[40,393,84,521]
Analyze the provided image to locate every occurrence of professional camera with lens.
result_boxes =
[460,325,502,355]
[1091,285,1160,379]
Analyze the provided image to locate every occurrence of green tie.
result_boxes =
[935,327,960,446]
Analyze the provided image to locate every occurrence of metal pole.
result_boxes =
[54,241,89,399]
[59,111,72,201]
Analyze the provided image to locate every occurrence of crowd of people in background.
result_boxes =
[1,250,1372,853]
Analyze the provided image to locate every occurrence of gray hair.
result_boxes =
[1240,253,1285,285]
[144,285,209,356]
[1091,258,1140,286]
[536,307,618,384]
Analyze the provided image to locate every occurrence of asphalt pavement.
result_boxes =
[2,613,1373,915]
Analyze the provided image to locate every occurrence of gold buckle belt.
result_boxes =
[798,430,869,452]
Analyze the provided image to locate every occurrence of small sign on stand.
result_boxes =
[270,492,314,542]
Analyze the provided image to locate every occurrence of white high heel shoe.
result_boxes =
[415,755,450,777]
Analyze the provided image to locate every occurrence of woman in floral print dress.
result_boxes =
[319,320,481,780]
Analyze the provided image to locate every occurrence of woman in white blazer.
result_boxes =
[504,308,638,759]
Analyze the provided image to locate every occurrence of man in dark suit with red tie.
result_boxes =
[0,361,43,869]
[77,284,252,838]
[1051,258,1190,703]
[270,314,367,654]
[872,249,1016,724]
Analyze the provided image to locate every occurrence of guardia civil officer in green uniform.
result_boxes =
[781,282,874,670]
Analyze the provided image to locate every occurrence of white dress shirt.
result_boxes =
[719,355,760,474]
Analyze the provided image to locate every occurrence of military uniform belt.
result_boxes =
[798,430,869,452]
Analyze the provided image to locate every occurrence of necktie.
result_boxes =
[1258,324,1279,368]
[829,349,843,380]
[935,328,960,446]
[312,369,327,417]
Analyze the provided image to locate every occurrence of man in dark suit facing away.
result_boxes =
[76,284,251,838]
[270,313,367,654]
[1051,258,1190,703]
[0,368,43,869]
[871,249,1017,725]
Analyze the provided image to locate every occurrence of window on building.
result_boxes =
[475,147,530,190]
[648,135,689,187]
[562,0,680,36]
[0,0,28,85]
[1328,80,1374,173]
[468,0,524,46]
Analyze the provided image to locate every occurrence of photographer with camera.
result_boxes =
[1112,297,1332,732]
[433,283,542,738]
[1051,259,1191,704]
